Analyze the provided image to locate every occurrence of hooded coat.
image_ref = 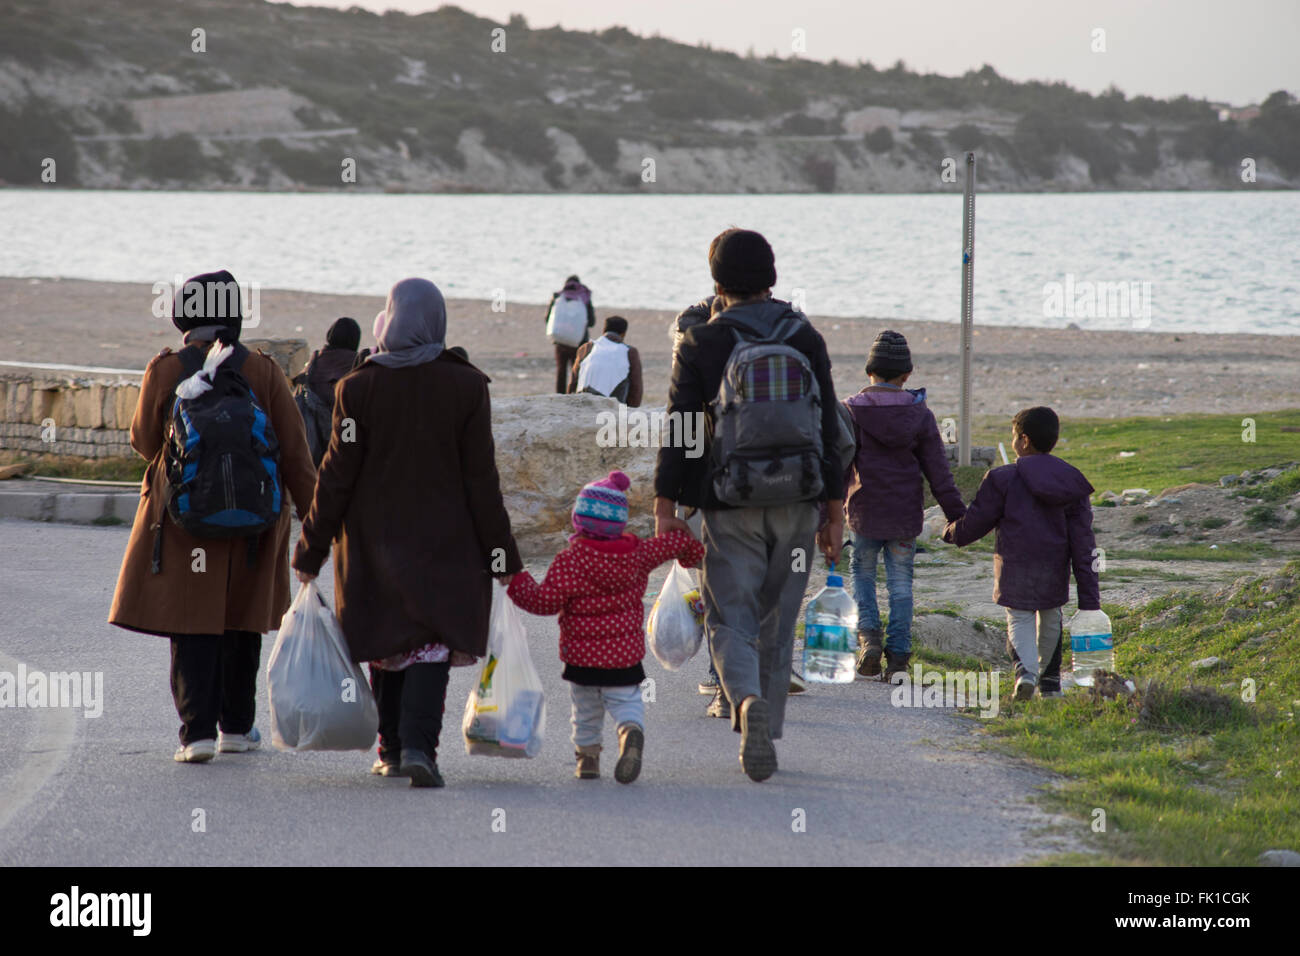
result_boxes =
[842,384,966,540]
[942,454,1101,611]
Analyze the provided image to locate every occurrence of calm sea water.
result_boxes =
[1,190,1297,335]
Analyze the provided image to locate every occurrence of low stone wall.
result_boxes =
[0,338,307,460]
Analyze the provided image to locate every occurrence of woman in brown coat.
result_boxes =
[109,270,317,763]
[292,277,522,788]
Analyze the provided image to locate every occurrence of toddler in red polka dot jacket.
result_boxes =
[508,470,704,784]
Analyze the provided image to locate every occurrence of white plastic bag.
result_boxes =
[463,582,546,758]
[267,582,378,751]
[647,562,705,671]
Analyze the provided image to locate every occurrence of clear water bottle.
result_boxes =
[802,571,858,684]
[1068,609,1114,687]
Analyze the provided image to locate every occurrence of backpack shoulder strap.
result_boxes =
[720,312,806,346]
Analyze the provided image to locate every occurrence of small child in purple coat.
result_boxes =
[942,406,1101,699]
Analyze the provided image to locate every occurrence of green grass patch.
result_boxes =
[923,464,986,511]
[977,562,1300,865]
[1254,468,1300,502]
[971,411,1300,503]
[1200,517,1229,530]
[0,451,143,483]
[1244,504,1282,530]
[1108,542,1277,562]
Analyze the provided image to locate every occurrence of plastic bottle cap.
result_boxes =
[827,574,844,588]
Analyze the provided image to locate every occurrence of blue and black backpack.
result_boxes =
[158,343,282,566]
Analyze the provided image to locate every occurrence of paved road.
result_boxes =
[0,519,1071,866]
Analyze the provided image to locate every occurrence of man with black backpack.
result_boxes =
[654,229,845,782]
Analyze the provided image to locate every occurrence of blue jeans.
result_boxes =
[849,534,916,655]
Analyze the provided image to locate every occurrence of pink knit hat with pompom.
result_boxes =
[572,470,631,539]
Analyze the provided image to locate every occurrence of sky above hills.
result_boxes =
[292,0,1298,106]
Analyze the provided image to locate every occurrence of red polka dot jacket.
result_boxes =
[507,529,705,669]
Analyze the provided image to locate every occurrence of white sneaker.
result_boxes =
[218,726,262,753]
[1013,677,1037,701]
[174,739,217,763]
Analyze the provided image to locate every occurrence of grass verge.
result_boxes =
[975,561,1299,865]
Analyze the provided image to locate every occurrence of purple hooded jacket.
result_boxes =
[942,454,1101,611]
[843,385,966,540]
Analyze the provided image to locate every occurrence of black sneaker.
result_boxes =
[401,749,445,788]
[738,697,777,782]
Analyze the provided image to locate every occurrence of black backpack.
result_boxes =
[292,378,331,467]
[159,343,282,557]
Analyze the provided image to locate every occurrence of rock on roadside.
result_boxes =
[492,393,657,556]
[911,613,1005,663]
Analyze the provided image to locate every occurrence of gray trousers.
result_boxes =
[1004,607,1064,689]
[700,502,819,740]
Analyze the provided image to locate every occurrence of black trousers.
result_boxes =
[554,343,579,394]
[169,630,261,745]
[370,661,452,763]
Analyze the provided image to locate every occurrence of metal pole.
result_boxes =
[959,151,976,468]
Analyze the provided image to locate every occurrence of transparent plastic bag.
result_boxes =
[266,582,378,751]
[647,562,705,671]
[463,582,546,758]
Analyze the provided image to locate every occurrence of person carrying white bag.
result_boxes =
[267,582,379,751]
[507,470,704,784]
[463,582,547,758]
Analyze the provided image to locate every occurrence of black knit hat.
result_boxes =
[172,269,243,339]
[865,330,912,377]
[709,228,776,295]
[325,316,361,352]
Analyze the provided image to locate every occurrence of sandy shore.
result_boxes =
[3,276,1299,420]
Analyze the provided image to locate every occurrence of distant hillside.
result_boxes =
[1,0,1298,192]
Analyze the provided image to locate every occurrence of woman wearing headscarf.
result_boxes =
[109,269,317,763]
[292,278,522,788]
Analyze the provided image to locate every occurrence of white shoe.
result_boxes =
[1013,677,1037,701]
[174,739,217,763]
[218,726,262,753]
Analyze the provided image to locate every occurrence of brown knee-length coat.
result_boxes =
[291,352,522,663]
[108,345,318,637]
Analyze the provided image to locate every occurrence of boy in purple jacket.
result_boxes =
[843,331,967,681]
[942,406,1102,699]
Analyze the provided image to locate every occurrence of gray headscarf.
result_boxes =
[367,278,446,368]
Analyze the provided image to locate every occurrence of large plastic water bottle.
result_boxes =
[1068,609,1114,687]
[802,570,858,683]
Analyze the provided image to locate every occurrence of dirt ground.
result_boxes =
[4,276,1300,420]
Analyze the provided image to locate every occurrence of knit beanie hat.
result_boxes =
[171,269,243,340]
[709,228,776,295]
[865,330,912,377]
[325,316,361,352]
[572,470,631,539]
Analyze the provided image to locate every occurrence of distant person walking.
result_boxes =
[293,316,361,467]
[293,278,522,788]
[109,269,317,763]
[545,274,596,394]
[567,315,643,406]
[655,229,845,782]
